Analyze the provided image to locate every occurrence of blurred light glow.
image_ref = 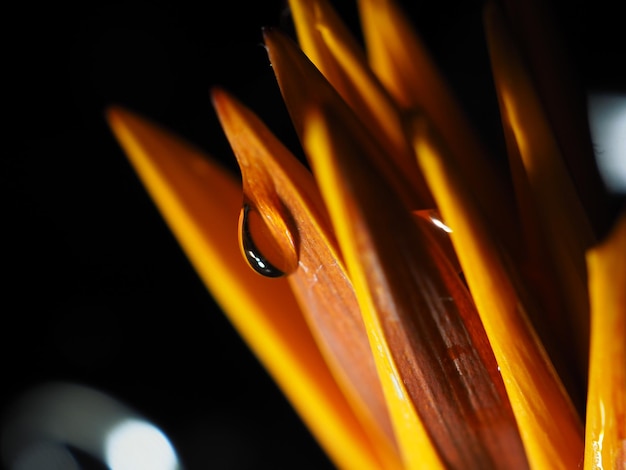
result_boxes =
[105,419,179,470]
[588,92,626,194]
[11,442,79,470]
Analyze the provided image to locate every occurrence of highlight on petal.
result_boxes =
[305,106,529,469]
[106,107,385,470]
[413,209,462,275]
[485,2,595,380]
[412,115,584,470]
[212,88,402,469]
[584,212,626,470]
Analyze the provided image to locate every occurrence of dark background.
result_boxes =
[3,1,623,469]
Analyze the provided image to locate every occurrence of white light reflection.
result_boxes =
[430,216,453,233]
[588,92,626,194]
[390,373,405,400]
[592,401,606,470]
[105,419,180,470]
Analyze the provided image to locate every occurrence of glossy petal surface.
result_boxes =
[107,107,384,470]
[584,213,626,470]
[413,116,584,470]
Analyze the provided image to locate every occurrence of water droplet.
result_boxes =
[239,203,298,277]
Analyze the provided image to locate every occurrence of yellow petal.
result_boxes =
[212,88,401,469]
[107,107,384,470]
[584,212,626,470]
[357,0,434,110]
[306,106,529,469]
[412,115,584,470]
[358,0,521,260]
[264,27,432,209]
[484,2,595,379]
[288,0,423,193]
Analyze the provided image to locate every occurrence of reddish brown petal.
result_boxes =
[212,89,402,469]
[306,105,529,469]
[413,114,584,469]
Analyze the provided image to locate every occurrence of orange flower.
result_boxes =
[108,0,625,468]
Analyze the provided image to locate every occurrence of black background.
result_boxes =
[3,1,623,469]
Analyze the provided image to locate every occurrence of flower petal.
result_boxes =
[413,115,584,470]
[500,0,614,236]
[484,2,595,380]
[288,0,423,194]
[263,27,432,209]
[107,107,385,470]
[584,211,626,470]
[358,0,521,261]
[212,88,402,469]
[305,106,529,469]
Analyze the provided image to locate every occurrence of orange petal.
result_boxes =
[305,106,529,469]
[288,0,422,192]
[413,115,584,470]
[211,90,402,469]
[263,27,433,209]
[484,2,595,379]
[107,107,385,470]
[584,211,626,470]
[357,0,433,110]
[358,0,521,261]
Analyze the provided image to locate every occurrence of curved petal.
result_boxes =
[413,115,584,470]
[107,107,385,470]
[212,89,401,469]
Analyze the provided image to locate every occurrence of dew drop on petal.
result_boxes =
[239,203,298,278]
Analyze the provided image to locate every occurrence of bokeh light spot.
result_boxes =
[105,419,180,470]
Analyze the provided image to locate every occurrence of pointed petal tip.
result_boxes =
[210,86,231,118]
[105,104,126,127]
[209,85,229,106]
[211,86,249,125]
[105,105,149,138]
[260,25,275,36]
[261,25,280,49]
